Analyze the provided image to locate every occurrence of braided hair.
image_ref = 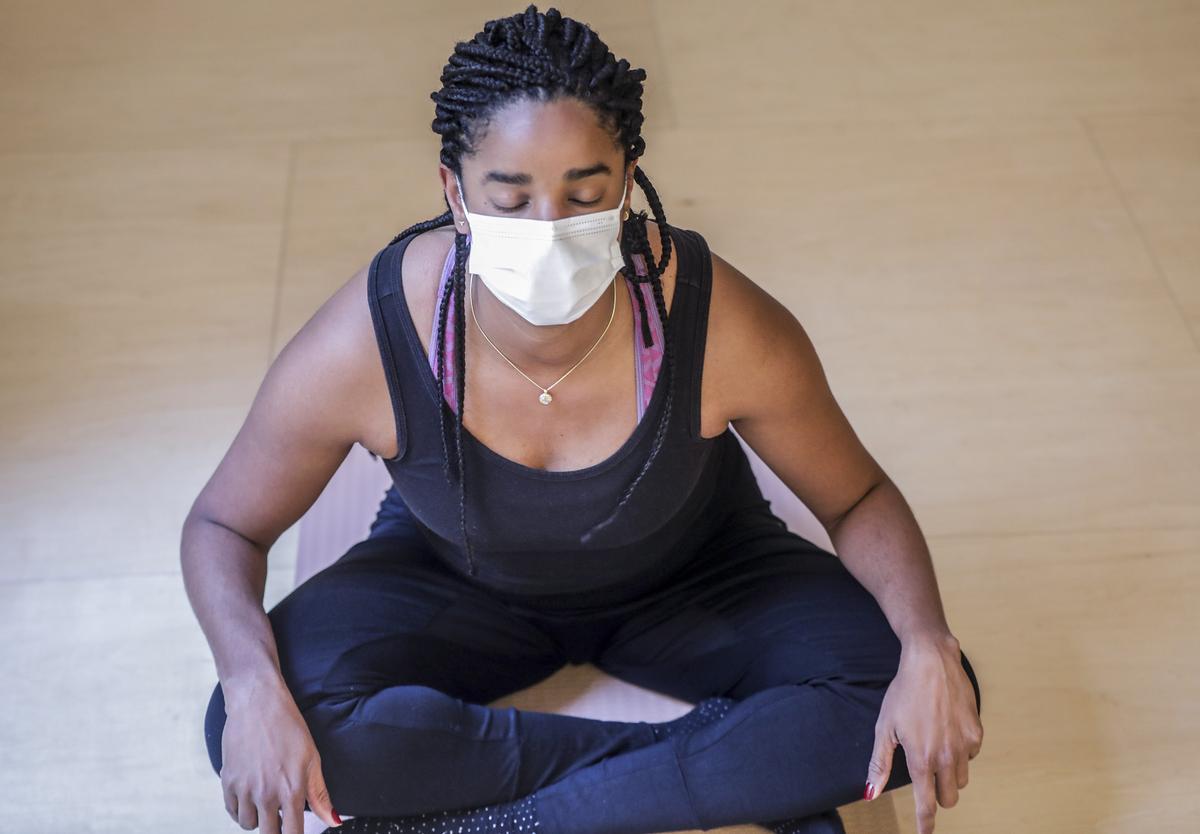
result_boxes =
[381,4,676,577]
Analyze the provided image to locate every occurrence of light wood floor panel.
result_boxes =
[914,527,1200,834]
[652,0,1200,126]
[0,147,294,582]
[271,136,442,358]
[0,1,674,155]
[1083,111,1200,348]
[0,565,298,833]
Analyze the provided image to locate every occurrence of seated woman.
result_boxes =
[182,6,983,834]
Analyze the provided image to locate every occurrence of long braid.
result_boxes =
[364,214,456,461]
[386,211,454,249]
[377,4,673,570]
[434,233,455,485]
[580,167,675,544]
[451,232,476,575]
[380,207,456,481]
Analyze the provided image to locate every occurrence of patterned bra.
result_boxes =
[428,242,665,421]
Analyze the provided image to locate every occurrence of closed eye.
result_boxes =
[494,198,604,214]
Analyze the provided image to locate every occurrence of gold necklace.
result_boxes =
[467,272,618,406]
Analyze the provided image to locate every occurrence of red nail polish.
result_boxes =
[863,781,875,801]
[333,809,343,825]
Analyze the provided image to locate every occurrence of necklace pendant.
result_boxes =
[538,391,553,406]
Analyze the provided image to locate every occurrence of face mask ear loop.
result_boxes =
[454,174,470,234]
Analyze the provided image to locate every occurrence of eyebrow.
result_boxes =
[481,161,613,186]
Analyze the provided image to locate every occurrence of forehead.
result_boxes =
[464,97,622,183]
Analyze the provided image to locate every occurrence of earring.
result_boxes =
[623,207,630,220]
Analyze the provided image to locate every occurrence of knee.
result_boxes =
[959,648,982,716]
[204,681,226,776]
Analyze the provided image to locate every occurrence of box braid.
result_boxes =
[379,4,676,576]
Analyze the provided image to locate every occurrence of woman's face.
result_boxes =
[445,96,637,231]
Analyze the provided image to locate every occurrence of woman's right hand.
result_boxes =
[219,682,343,833]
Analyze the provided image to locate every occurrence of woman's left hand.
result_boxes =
[863,633,983,834]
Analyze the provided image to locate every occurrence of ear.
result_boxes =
[440,164,469,232]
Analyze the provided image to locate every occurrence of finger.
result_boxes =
[307,759,342,829]
[935,758,960,808]
[237,792,259,830]
[223,781,240,823]
[968,721,984,760]
[956,750,970,790]
[258,799,283,834]
[865,723,896,799]
[912,765,938,834]
[283,792,307,834]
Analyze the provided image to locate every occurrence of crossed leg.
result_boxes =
[524,524,983,834]
[203,535,663,817]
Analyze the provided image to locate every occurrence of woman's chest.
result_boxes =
[361,228,733,467]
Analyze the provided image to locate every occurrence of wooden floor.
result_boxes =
[1,2,1197,832]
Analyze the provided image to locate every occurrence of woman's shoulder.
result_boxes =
[395,225,457,342]
[698,228,824,431]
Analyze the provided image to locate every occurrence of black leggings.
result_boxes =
[204,505,981,834]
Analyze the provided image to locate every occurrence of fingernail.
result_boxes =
[332,808,343,826]
[863,781,876,801]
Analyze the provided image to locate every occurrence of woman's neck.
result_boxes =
[465,272,628,374]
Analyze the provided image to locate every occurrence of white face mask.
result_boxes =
[455,174,627,326]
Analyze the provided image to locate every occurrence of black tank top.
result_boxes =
[366,223,773,607]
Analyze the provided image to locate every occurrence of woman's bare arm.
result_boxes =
[180,263,384,830]
[180,263,379,708]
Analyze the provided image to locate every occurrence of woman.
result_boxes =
[183,6,983,834]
